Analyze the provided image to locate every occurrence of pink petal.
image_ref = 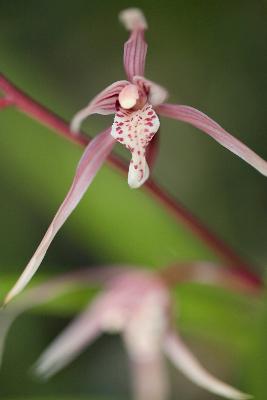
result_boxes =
[157,104,267,176]
[35,301,103,379]
[3,129,115,305]
[133,76,168,107]
[119,9,148,82]
[70,80,129,132]
[130,355,169,400]
[0,266,135,369]
[163,331,251,400]
[162,262,259,294]
[0,271,87,368]
[111,104,160,188]
[35,270,136,378]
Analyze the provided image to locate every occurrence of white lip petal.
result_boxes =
[163,331,252,400]
[111,104,160,189]
[128,158,149,189]
[129,354,169,400]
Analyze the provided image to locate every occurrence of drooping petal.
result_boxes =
[3,129,115,305]
[0,271,87,368]
[119,8,148,82]
[133,76,168,107]
[163,331,251,400]
[35,301,103,379]
[70,80,129,132]
[0,266,140,369]
[111,104,160,188]
[130,355,169,400]
[35,270,139,378]
[157,103,267,176]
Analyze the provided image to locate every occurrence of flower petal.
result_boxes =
[111,104,160,188]
[133,76,168,107]
[163,331,251,400]
[161,262,260,294]
[130,355,169,400]
[157,103,267,176]
[0,271,86,368]
[0,266,137,369]
[35,301,103,379]
[70,80,129,132]
[119,8,148,82]
[35,269,135,379]
[3,129,115,305]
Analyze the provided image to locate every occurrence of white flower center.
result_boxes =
[118,84,139,109]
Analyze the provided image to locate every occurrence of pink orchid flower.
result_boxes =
[0,264,252,400]
[3,8,266,306]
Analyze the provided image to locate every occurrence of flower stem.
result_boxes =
[0,73,262,289]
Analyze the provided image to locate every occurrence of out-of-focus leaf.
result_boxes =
[7,398,104,400]
[173,284,262,353]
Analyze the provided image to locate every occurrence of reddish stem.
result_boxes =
[0,73,262,289]
[0,97,13,108]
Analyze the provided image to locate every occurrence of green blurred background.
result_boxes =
[0,0,266,399]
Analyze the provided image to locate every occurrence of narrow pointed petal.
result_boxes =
[111,104,160,188]
[157,103,267,176]
[70,80,129,132]
[161,262,260,294]
[164,332,251,400]
[3,129,115,305]
[119,9,148,82]
[35,302,102,379]
[130,355,169,400]
[0,266,134,369]
[0,272,84,368]
[133,76,168,107]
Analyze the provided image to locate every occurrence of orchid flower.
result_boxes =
[3,7,266,306]
[0,264,251,400]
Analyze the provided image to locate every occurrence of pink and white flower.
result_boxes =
[3,7,266,305]
[0,264,252,399]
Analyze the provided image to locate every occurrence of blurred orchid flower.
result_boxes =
[3,7,266,305]
[0,264,252,400]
